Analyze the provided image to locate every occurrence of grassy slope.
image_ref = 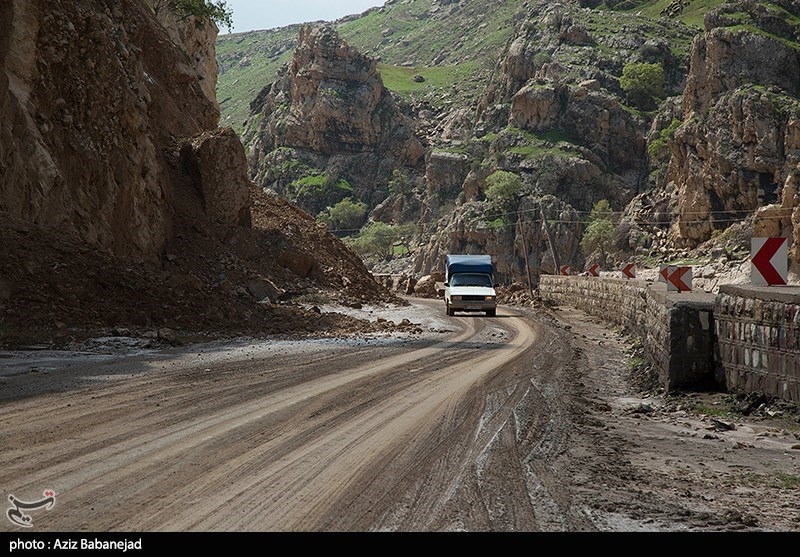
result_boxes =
[215,0,724,136]
[216,0,520,135]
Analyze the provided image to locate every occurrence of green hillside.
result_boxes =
[216,0,718,136]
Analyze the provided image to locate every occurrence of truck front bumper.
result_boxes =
[448,301,496,312]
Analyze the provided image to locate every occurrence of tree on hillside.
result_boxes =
[317,197,368,236]
[347,222,398,261]
[346,221,418,261]
[620,62,664,111]
[485,170,523,228]
[394,222,418,255]
[581,199,616,265]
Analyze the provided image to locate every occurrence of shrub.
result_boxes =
[620,62,665,110]
[317,197,368,234]
[387,169,414,197]
[485,170,522,208]
[647,118,681,160]
[152,1,233,31]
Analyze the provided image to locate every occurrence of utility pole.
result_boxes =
[540,203,560,273]
[519,219,533,299]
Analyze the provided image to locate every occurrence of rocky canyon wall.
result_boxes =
[0,0,223,263]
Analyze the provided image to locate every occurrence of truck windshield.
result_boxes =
[450,273,493,287]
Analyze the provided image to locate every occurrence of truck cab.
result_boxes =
[444,254,497,317]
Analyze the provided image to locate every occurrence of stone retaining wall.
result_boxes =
[540,276,800,404]
[715,285,800,404]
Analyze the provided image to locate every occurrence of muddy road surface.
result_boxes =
[1,298,799,532]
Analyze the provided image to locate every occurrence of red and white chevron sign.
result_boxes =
[751,237,788,286]
[665,266,692,292]
[622,263,635,279]
[587,263,599,277]
[659,264,669,283]
[560,264,570,276]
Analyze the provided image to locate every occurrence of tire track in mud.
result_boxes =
[510,318,596,532]
[363,307,594,532]
[315,306,564,532]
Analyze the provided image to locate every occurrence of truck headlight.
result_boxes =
[451,295,461,301]
[485,296,495,302]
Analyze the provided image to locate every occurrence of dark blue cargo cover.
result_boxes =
[446,254,494,275]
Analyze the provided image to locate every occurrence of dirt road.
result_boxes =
[1,298,799,532]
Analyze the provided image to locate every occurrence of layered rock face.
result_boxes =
[666,0,800,269]
[155,5,220,109]
[0,0,226,263]
[510,79,647,177]
[279,24,413,156]
[247,24,425,215]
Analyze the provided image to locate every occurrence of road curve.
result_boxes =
[0,299,546,532]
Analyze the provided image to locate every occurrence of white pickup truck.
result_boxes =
[443,254,497,317]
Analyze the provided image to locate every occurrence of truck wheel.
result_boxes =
[446,304,454,316]
[486,309,496,317]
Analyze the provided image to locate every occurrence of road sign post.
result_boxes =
[751,237,788,286]
[622,263,635,279]
[665,266,692,292]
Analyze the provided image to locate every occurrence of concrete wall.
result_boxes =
[540,276,800,404]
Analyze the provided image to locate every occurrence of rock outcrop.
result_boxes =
[413,193,583,285]
[246,24,425,218]
[665,0,800,271]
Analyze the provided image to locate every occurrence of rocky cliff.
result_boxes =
[0,0,226,263]
[413,1,689,280]
[359,1,800,282]
[0,0,399,347]
[245,24,426,218]
[664,0,800,271]
[215,0,800,285]
[424,0,800,280]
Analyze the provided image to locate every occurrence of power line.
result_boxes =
[324,206,792,234]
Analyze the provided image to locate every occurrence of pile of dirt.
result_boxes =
[0,184,405,350]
